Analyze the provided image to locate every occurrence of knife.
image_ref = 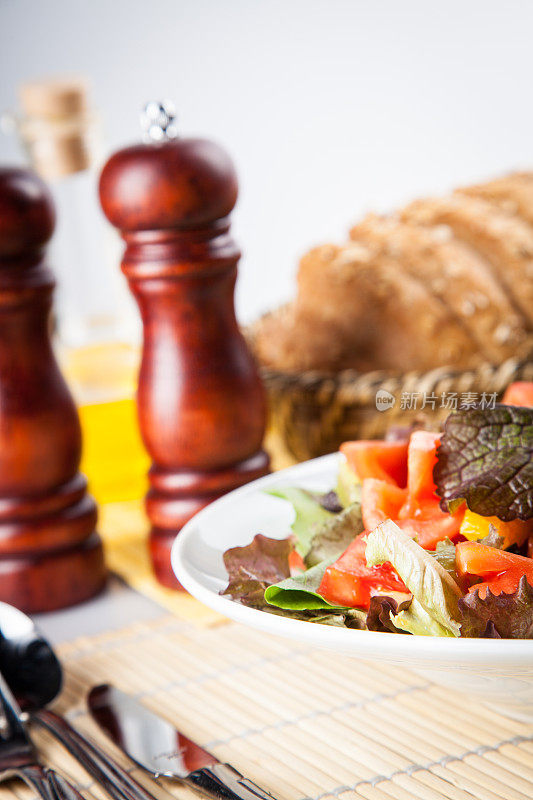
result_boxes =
[88,685,278,800]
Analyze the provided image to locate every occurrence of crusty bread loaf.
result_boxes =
[349,214,525,363]
[254,171,532,375]
[402,195,533,327]
[255,242,481,373]
[458,172,533,226]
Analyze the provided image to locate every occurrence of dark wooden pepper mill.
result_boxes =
[100,103,269,587]
[0,167,106,612]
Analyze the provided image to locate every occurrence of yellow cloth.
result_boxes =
[99,499,225,627]
[97,426,295,627]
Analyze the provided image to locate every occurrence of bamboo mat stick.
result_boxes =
[430,761,518,800]
[8,615,530,800]
[408,768,481,800]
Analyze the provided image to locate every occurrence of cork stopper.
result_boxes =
[17,76,97,180]
[19,77,88,119]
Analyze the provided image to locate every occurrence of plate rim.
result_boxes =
[172,453,533,666]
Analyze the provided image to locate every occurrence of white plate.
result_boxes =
[173,454,533,719]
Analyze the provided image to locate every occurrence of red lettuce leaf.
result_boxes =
[222,534,291,608]
[366,595,412,633]
[459,576,533,638]
[434,405,533,521]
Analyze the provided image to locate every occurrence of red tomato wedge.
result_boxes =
[470,572,527,600]
[359,432,464,549]
[288,550,306,573]
[456,541,533,578]
[340,440,408,487]
[457,541,533,599]
[399,430,464,548]
[502,381,533,407]
[405,430,441,506]
[318,533,408,609]
[395,513,464,550]
[361,479,407,531]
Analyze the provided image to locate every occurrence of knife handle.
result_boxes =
[187,763,278,800]
[32,709,157,800]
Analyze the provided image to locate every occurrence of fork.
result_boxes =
[0,670,84,799]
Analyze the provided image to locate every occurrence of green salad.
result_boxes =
[222,404,533,639]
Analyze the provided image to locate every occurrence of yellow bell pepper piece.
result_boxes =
[460,508,533,549]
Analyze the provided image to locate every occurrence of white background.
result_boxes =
[1,0,533,323]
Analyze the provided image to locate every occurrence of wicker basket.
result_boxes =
[248,316,533,464]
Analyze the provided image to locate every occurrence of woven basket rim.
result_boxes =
[246,309,533,407]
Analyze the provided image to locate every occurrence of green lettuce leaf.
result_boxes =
[305,502,364,567]
[336,460,362,508]
[265,558,342,610]
[459,576,533,638]
[434,405,533,521]
[222,534,291,608]
[365,520,463,636]
[267,488,334,557]
[428,538,457,577]
[264,554,367,629]
[267,486,363,565]
[392,598,456,637]
[309,609,368,628]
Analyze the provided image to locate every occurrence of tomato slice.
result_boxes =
[361,479,463,551]
[456,541,533,580]
[395,512,464,550]
[340,440,408,487]
[318,533,408,609]
[405,430,441,507]
[469,570,526,600]
[502,381,533,407]
[289,550,306,573]
[361,479,407,531]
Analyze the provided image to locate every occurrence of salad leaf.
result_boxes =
[392,598,456,637]
[265,558,343,610]
[434,405,533,521]
[366,594,412,633]
[267,486,362,565]
[222,534,291,608]
[479,523,504,549]
[309,609,368,628]
[319,491,344,513]
[336,460,362,508]
[459,576,533,638]
[267,488,334,557]
[264,556,368,629]
[305,502,364,567]
[365,521,463,636]
[429,538,457,577]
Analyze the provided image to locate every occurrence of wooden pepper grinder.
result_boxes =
[99,103,270,587]
[0,167,105,612]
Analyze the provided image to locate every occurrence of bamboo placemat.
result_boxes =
[3,613,533,800]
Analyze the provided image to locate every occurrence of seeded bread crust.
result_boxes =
[349,214,525,363]
[402,195,533,328]
[458,172,533,226]
[255,243,481,373]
